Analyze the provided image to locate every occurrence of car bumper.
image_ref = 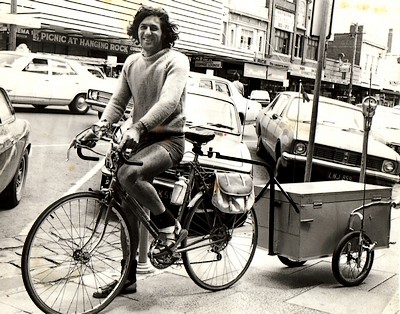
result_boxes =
[86,99,105,113]
[281,152,400,185]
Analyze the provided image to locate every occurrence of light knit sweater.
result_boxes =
[101,48,190,134]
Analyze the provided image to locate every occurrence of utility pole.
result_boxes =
[8,0,18,51]
[303,1,329,182]
[347,23,358,103]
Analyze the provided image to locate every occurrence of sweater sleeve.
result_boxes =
[139,52,189,132]
[100,60,134,124]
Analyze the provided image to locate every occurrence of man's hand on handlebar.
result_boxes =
[77,120,110,148]
[117,121,146,151]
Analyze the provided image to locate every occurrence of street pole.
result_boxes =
[347,23,358,103]
[303,1,328,182]
[9,0,18,51]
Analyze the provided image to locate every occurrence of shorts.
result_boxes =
[135,132,185,166]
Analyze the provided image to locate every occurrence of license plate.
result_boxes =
[327,172,353,181]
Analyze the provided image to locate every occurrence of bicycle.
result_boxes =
[21,125,258,314]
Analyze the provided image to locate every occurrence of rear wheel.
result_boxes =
[21,192,133,314]
[69,94,89,114]
[182,194,258,291]
[332,231,374,286]
[277,255,306,267]
[0,150,28,209]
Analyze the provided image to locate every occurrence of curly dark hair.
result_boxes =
[127,5,179,49]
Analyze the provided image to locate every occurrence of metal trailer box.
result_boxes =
[254,180,392,260]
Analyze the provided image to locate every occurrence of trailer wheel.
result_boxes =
[277,255,306,267]
[332,231,374,286]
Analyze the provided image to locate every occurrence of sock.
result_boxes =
[152,210,175,232]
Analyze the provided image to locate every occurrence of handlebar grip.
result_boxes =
[77,148,100,161]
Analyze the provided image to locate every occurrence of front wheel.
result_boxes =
[21,192,133,314]
[69,94,89,114]
[182,194,258,291]
[332,231,374,286]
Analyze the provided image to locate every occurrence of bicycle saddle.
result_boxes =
[185,130,215,145]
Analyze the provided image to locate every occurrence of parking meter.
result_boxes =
[361,96,378,130]
[359,96,378,182]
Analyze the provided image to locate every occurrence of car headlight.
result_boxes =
[382,160,396,174]
[88,90,99,100]
[293,142,307,156]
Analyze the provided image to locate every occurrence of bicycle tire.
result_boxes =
[181,194,258,291]
[21,191,133,314]
[277,255,306,267]
[332,231,374,287]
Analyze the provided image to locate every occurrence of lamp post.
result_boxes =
[8,0,18,51]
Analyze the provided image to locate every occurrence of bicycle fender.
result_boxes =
[187,191,204,208]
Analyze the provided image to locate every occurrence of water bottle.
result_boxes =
[171,176,188,205]
[100,167,112,189]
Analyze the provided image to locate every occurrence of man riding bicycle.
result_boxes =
[79,5,189,297]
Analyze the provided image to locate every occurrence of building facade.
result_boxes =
[0,0,398,105]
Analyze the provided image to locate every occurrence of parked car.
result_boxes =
[0,87,31,209]
[370,105,400,155]
[153,86,252,209]
[187,71,262,124]
[249,90,270,107]
[86,87,133,119]
[0,51,110,114]
[255,91,400,186]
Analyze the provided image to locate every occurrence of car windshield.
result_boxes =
[185,92,239,133]
[372,107,400,130]
[286,97,363,130]
[251,90,269,98]
[0,53,28,68]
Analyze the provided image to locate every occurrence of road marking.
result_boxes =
[64,159,105,195]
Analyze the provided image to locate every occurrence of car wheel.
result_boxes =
[68,94,89,114]
[275,156,291,183]
[0,150,28,209]
[256,136,267,158]
[239,113,244,125]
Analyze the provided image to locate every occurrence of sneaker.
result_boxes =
[93,279,137,299]
[153,221,187,256]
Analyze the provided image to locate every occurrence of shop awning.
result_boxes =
[0,13,41,28]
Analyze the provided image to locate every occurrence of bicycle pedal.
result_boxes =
[171,229,188,250]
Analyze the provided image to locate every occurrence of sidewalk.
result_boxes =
[0,211,398,314]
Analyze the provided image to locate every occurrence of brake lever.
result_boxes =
[66,138,77,161]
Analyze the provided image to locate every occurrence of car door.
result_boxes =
[0,91,16,192]
[13,57,52,104]
[48,59,81,105]
[261,94,290,152]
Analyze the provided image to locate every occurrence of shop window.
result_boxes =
[294,34,304,58]
[306,37,318,60]
[240,29,253,50]
[221,22,227,45]
[275,29,289,54]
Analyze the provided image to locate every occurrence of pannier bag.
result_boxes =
[212,171,255,213]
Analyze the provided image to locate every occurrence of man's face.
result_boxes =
[138,16,163,56]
